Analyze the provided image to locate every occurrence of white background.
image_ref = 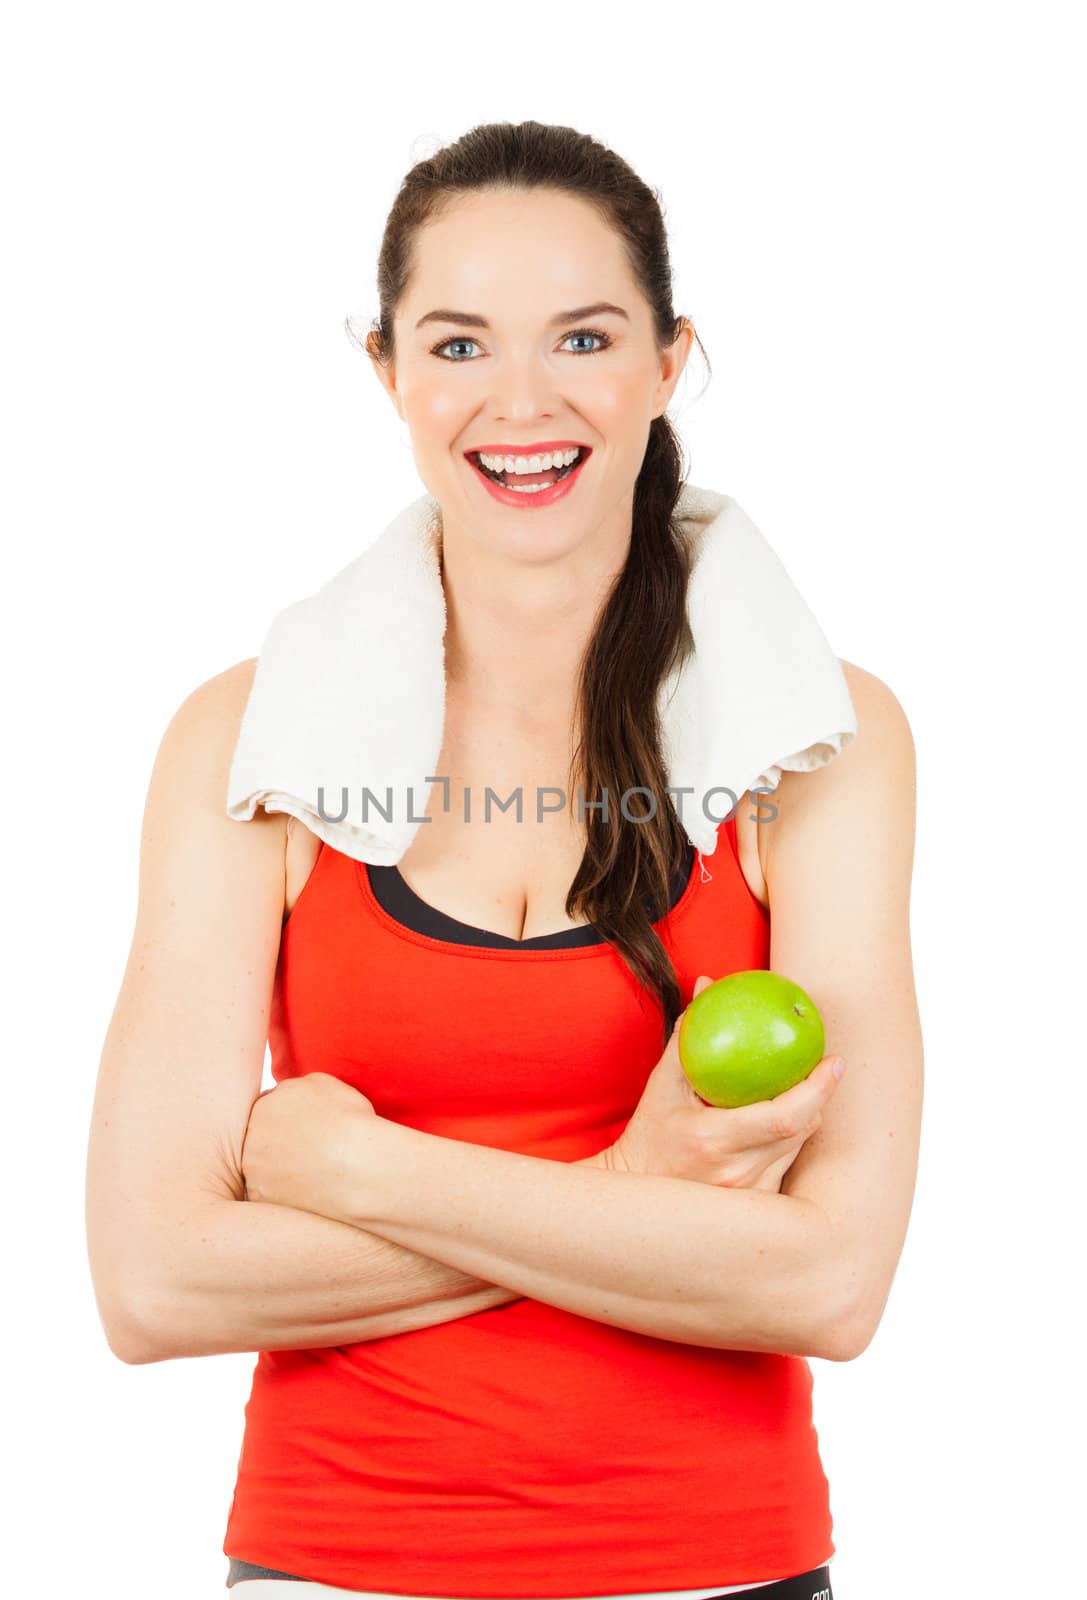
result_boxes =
[4,4,1084,1597]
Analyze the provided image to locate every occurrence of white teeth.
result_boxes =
[477,447,582,474]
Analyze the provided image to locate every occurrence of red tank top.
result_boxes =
[223,816,835,1594]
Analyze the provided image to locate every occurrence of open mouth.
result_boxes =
[467,445,590,494]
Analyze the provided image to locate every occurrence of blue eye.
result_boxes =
[561,329,612,354]
[430,337,481,362]
[429,327,614,362]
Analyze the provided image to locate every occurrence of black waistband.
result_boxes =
[706,1565,834,1599]
[226,1558,833,1596]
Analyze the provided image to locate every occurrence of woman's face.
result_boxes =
[370,185,693,559]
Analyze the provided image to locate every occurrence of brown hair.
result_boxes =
[359,120,711,1044]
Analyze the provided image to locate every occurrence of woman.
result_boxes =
[85,122,922,1599]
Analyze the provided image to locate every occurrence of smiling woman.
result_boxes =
[355,156,707,1033]
[84,119,920,1600]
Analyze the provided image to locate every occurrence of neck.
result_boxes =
[437,499,633,725]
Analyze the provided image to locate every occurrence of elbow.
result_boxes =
[105,1316,161,1367]
[88,1215,171,1363]
[111,1334,163,1367]
[106,1277,227,1364]
[814,1311,873,1363]
[100,1285,171,1366]
[815,1274,882,1363]
[805,1233,880,1362]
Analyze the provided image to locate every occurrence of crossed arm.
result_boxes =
[123,663,920,1369]
[273,661,920,1366]
[137,1123,847,1364]
[300,1113,849,1358]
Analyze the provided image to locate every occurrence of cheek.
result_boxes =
[403,371,478,441]
[423,390,469,429]
[580,367,653,434]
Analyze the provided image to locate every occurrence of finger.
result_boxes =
[675,974,714,1034]
[675,966,717,1030]
[724,1058,844,1142]
[779,1055,845,1105]
[817,1055,847,1093]
[773,1057,845,1130]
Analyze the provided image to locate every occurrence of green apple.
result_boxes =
[678,970,825,1108]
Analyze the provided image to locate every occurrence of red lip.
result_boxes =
[465,446,591,509]
[463,440,590,456]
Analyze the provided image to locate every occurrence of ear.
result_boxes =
[652,317,696,418]
[366,330,406,423]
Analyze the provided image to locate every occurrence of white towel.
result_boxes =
[226,483,856,863]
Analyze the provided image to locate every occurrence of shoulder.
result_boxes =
[134,656,288,947]
[169,655,258,732]
[816,655,915,787]
[147,656,270,827]
[838,658,913,738]
[835,658,916,792]
[764,659,916,866]
[157,657,258,766]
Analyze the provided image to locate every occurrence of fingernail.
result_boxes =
[833,1059,847,1079]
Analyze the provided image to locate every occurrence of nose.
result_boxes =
[486,349,557,426]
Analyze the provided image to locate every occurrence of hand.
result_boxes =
[606,976,846,1194]
[240,1071,382,1219]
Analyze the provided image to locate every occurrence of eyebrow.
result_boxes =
[414,301,630,331]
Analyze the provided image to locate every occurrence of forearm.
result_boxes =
[134,1151,609,1362]
[338,1124,849,1360]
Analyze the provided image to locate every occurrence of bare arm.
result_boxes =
[767,662,924,1356]
[304,1111,847,1361]
[85,659,575,1366]
[127,1151,609,1363]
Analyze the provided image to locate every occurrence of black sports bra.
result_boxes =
[364,839,698,950]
